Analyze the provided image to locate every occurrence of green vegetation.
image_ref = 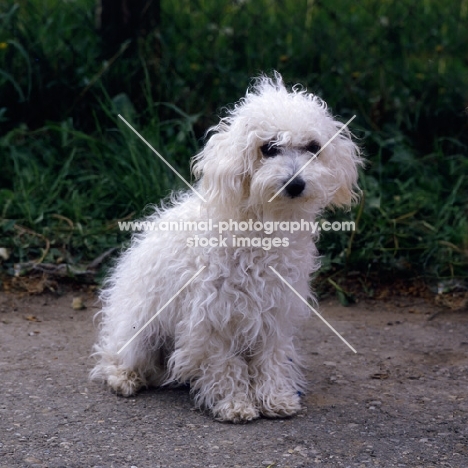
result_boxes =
[1,0,467,283]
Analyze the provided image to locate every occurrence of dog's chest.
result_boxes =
[206,243,313,315]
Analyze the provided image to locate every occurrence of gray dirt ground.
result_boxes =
[0,290,467,468]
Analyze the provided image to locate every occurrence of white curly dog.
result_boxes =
[91,73,362,423]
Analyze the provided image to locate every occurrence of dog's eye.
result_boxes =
[260,143,280,158]
[305,141,322,155]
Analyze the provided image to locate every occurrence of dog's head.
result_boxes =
[192,72,363,219]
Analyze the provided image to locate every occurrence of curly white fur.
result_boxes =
[90,72,363,423]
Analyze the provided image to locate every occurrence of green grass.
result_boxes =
[1,0,467,283]
[1,92,198,276]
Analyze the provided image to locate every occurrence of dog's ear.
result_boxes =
[192,131,250,215]
[329,134,363,209]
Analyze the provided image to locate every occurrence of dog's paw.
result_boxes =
[107,368,144,397]
[259,392,302,418]
[212,398,260,423]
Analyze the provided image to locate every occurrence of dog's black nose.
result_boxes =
[284,177,306,198]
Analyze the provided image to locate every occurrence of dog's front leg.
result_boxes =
[201,355,260,423]
[249,340,304,418]
[169,330,259,423]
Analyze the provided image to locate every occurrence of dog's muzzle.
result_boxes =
[283,177,306,198]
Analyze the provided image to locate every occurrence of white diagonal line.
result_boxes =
[118,114,207,203]
[117,266,206,354]
[268,115,356,202]
[269,266,357,353]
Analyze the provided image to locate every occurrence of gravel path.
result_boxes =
[1,292,467,468]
